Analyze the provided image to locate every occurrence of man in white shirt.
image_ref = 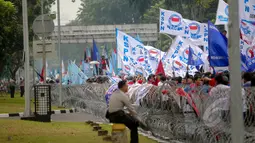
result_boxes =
[107,80,143,143]
[209,74,247,122]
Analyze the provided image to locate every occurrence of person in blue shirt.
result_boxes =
[201,78,211,95]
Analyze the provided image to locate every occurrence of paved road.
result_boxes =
[51,112,106,122]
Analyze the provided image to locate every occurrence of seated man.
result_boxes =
[107,80,147,143]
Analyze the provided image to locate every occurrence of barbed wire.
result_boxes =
[50,81,255,142]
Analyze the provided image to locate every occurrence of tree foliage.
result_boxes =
[73,0,218,51]
[0,0,55,79]
[76,0,141,25]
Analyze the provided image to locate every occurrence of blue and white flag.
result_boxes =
[188,46,204,66]
[183,19,206,45]
[116,29,154,75]
[144,45,165,74]
[215,0,255,25]
[208,21,229,67]
[239,0,255,23]
[240,20,255,46]
[159,8,186,36]
[240,39,255,71]
[68,62,88,85]
[215,0,228,25]
[162,36,205,77]
[82,61,93,78]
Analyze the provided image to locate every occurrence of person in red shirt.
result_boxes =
[154,73,163,86]
[147,74,156,85]
[209,74,216,87]
[126,76,135,85]
[101,56,107,75]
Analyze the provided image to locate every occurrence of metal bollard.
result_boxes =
[111,124,128,143]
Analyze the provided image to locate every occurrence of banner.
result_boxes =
[116,29,154,76]
[215,0,255,24]
[240,39,255,71]
[159,8,208,46]
[159,8,186,36]
[144,46,165,74]
[239,0,255,23]
[183,19,206,45]
[208,21,229,67]
[215,0,229,25]
[240,20,255,46]
[162,36,205,77]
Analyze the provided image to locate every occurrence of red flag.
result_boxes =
[155,60,165,76]
[40,66,45,82]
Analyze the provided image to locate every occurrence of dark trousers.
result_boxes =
[10,86,15,98]
[107,110,139,143]
[20,86,24,97]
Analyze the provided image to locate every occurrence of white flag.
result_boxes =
[240,21,255,46]
[183,19,206,45]
[163,36,205,77]
[215,0,229,25]
[116,29,154,75]
[239,0,255,23]
[159,8,186,36]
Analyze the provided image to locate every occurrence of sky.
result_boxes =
[51,0,81,25]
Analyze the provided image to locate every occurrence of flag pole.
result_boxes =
[228,0,244,142]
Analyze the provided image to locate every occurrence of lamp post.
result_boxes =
[22,0,31,117]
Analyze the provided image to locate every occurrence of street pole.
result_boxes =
[224,24,229,38]
[22,0,31,117]
[57,0,62,107]
[228,0,244,142]
[41,0,46,84]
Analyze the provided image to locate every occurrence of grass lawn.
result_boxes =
[0,120,156,143]
[0,93,65,114]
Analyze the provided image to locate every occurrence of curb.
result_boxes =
[95,122,170,143]
[0,108,77,118]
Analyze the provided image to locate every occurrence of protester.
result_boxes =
[251,75,255,87]
[126,76,135,85]
[209,74,216,87]
[222,30,227,37]
[242,72,252,87]
[101,56,107,75]
[147,74,155,85]
[158,76,167,87]
[210,74,247,121]
[201,77,211,94]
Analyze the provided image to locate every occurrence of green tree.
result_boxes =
[0,0,55,79]
[76,0,141,25]
[0,0,18,78]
